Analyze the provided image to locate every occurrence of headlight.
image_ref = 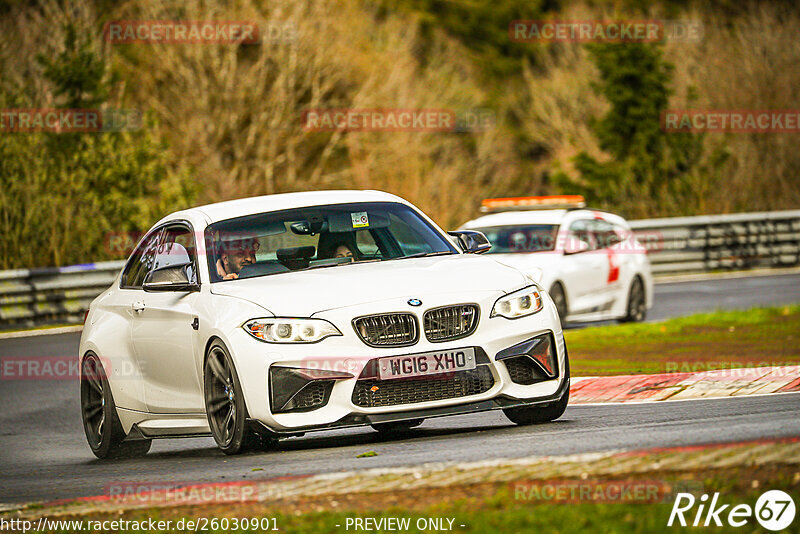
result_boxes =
[491,286,543,319]
[243,318,342,343]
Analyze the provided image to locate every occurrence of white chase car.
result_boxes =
[460,196,653,324]
[80,191,570,458]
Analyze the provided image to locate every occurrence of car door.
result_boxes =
[111,228,163,411]
[562,219,609,315]
[589,218,625,311]
[130,223,203,414]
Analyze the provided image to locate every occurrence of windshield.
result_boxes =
[205,201,458,281]
[473,224,559,254]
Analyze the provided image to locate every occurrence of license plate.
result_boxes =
[377,348,477,380]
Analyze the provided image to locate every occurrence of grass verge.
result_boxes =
[566,305,800,376]
[25,464,799,533]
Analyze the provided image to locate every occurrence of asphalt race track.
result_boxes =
[1,272,799,504]
[646,272,800,321]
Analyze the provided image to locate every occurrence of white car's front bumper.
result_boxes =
[229,290,569,433]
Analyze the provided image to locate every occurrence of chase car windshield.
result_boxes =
[205,202,458,281]
[472,225,559,254]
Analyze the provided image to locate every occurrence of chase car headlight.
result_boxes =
[244,318,342,343]
[491,286,543,319]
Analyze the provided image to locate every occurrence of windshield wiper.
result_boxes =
[303,262,341,271]
[392,251,456,260]
[303,258,381,271]
[303,252,451,269]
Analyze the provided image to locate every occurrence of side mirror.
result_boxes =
[564,238,590,255]
[448,231,492,254]
[143,262,199,292]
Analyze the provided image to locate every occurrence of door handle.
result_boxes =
[132,301,145,313]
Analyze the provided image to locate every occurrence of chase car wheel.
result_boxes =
[80,353,151,459]
[622,276,647,323]
[550,283,567,322]
[204,341,261,455]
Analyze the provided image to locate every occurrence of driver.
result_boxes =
[216,236,259,280]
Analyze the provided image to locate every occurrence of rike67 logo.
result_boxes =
[668,490,796,531]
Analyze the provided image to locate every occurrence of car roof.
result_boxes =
[460,208,629,229]
[158,190,410,225]
[461,209,569,228]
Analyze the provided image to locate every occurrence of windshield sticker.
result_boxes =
[351,212,369,228]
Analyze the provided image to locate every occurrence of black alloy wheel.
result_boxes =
[204,341,264,454]
[81,353,151,459]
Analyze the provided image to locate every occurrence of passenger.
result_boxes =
[334,244,355,259]
[318,232,358,261]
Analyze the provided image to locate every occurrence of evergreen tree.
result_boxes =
[555,42,704,215]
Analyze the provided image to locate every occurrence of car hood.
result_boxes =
[210,254,529,316]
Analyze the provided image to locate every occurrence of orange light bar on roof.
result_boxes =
[480,195,586,213]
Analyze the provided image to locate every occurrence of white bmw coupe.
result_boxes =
[80,191,570,457]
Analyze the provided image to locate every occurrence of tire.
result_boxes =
[80,353,152,459]
[370,419,424,434]
[622,276,647,323]
[204,340,261,455]
[550,283,568,323]
[502,351,570,425]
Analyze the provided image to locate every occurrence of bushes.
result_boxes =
[1,0,799,268]
[111,0,517,230]
[0,10,194,269]
[521,3,800,219]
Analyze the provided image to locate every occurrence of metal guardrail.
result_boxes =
[0,261,124,329]
[0,210,798,329]
[630,210,800,275]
